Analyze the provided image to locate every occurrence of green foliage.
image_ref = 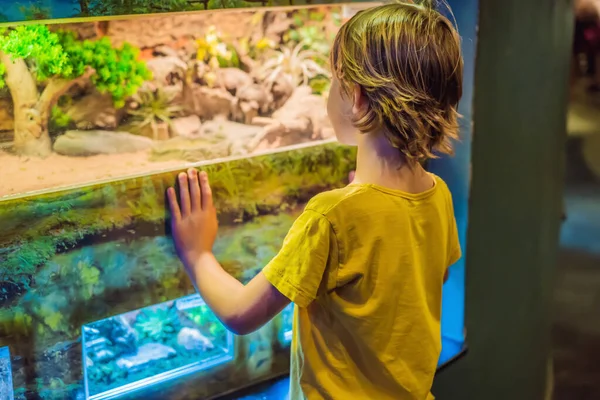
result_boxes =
[76,258,101,299]
[288,25,330,55]
[206,0,249,9]
[257,42,329,89]
[0,25,150,107]
[134,305,180,343]
[186,304,226,338]
[87,363,123,386]
[127,86,182,136]
[86,0,202,16]
[50,105,73,129]
[309,75,330,95]
[19,0,52,20]
[286,8,339,53]
[196,26,240,71]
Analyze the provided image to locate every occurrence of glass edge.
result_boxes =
[0,2,379,27]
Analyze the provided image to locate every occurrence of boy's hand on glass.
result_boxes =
[167,169,218,270]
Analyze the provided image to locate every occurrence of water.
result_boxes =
[0,347,14,400]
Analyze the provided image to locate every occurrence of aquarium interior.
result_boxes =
[0,346,15,400]
[0,3,467,399]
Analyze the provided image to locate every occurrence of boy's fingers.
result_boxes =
[188,168,201,211]
[199,171,213,210]
[178,172,191,216]
[167,187,181,221]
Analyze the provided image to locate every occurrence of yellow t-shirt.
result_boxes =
[263,175,461,400]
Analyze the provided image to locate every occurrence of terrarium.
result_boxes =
[82,294,234,399]
[0,346,14,400]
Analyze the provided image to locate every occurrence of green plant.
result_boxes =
[18,0,52,20]
[308,75,331,96]
[196,26,240,71]
[288,25,330,56]
[186,304,225,338]
[134,305,180,343]
[127,87,181,139]
[87,363,122,385]
[0,25,151,157]
[86,0,198,16]
[257,42,329,90]
[50,105,73,130]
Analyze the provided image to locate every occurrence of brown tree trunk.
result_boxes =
[1,52,96,157]
[0,52,52,157]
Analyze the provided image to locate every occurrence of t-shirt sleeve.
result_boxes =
[262,209,335,308]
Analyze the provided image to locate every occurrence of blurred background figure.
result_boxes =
[573,0,600,92]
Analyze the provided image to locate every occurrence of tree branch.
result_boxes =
[37,67,96,115]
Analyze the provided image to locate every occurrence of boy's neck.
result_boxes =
[352,131,434,193]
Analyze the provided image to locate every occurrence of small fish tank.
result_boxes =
[0,347,14,400]
[82,294,234,399]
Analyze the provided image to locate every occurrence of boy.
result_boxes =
[166,2,463,399]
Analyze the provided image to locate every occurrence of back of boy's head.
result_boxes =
[331,0,463,163]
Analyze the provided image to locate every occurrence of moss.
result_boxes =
[0,143,354,279]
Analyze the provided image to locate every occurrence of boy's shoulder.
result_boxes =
[305,185,370,217]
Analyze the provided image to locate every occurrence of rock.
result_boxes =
[151,120,262,162]
[200,119,263,154]
[151,136,227,162]
[54,130,154,156]
[177,327,215,352]
[271,77,295,110]
[94,349,116,364]
[262,12,293,44]
[145,56,187,85]
[138,121,170,141]
[65,91,121,130]
[153,45,180,58]
[191,86,234,120]
[216,68,254,94]
[116,343,177,372]
[237,84,272,115]
[171,115,202,138]
[248,86,331,150]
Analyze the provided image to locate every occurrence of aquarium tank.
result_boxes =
[0,2,467,399]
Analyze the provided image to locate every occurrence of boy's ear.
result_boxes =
[351,84,367,115]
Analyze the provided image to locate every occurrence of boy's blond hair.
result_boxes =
[331,1,463,163]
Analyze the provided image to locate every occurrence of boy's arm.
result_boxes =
[167,168,331,335]
[167,169,290,335]
[187,253,290,335]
